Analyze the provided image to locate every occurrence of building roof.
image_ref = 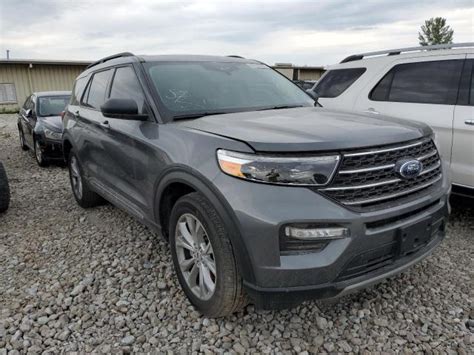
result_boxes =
[273,63,325,70]
[0,59,92,66]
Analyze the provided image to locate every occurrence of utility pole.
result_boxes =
[6,50,10,60]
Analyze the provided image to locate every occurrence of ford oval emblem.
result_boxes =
[396,159,423,179]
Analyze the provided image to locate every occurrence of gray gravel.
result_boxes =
[0,113,472,353]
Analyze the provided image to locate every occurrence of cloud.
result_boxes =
[0,0,472,65]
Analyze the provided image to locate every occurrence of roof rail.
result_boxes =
[86,52,135,69]
[227,55,245,59]
[340,42,474,63]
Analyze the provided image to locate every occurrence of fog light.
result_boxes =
[285,226,349,240]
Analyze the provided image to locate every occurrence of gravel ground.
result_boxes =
[0,113,472,354]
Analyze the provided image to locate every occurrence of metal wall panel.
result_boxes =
[0,64,86,112]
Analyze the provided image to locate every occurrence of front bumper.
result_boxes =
[212,163,450,308]
[36,136,63,160]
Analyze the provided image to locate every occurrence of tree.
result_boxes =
[418,17,454,46]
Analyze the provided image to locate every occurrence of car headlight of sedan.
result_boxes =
[44,128,62,140]
[217,149,340,186]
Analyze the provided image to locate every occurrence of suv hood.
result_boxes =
[177,107,431,152]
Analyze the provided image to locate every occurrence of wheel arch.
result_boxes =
[154,167,256,284]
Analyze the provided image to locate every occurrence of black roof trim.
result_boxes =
[86,52,134,69]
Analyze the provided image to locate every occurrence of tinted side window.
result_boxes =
[315,68,366,98]
[84,70,113,109]
[470,65,474,105]
[109,66,146,114]
[71,77,87,105]
[370,60,464,105]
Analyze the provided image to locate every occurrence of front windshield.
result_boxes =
[38,96,70,117]
[145,61,314,120]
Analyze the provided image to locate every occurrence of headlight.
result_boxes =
[217,149,340,186]
[44,128,62,140]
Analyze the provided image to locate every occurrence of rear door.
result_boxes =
[452,58,474,188]
[354,55,466,163]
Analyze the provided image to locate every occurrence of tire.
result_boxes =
[34,138,48,167]
[0,162,10,213]
[18,127,28,151]
[169,192,248,317]
[68,151,103,208]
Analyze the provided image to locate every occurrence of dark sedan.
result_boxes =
[18,91,71,166]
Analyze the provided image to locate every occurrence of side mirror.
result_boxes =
[25,109,32,118]
[100,99,148,120]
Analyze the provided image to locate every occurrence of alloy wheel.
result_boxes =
[34,140,43,164]
[70,156,83,200]
[175,213,217,301]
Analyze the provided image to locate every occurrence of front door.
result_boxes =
[96,65,158,216]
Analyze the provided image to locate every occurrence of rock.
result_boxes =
[121,335,135,346]
[316,316,328,330]
[233,342,246,353]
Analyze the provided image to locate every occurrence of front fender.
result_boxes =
[153,167,256,284]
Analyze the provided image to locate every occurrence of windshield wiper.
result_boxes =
[172,111,230,121]
[256,105,304,111]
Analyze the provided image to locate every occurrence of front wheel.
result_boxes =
[169,192,247,317]
[34,139,48,167]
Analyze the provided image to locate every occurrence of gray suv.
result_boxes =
[63,52,450,317]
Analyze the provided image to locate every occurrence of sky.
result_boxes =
[0,0,473,66]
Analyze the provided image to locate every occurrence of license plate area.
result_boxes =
[397,217,433,257]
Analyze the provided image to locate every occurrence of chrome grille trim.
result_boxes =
[419,160,441,175]
[417,149,438,161]
[343,138,430,157]
[341,174,442,205]
[321,161,441,192]
[319,138,442,209]
[321,178,401,191]
[339,163,395,174]
[339,149,438,174]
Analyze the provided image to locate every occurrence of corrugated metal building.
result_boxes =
[273,63,326,81]
[0,59,89,112]
[0,58,325,112]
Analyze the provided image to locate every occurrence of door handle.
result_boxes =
[465,119,474,126]
[100,120,110,128]
[364,108,380,115]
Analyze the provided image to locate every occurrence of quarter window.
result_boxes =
[83,70,113,109]
[370,60,464,105]
[109,66,146,114]
[314,68,366,98]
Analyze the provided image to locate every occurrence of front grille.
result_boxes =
[319,138,442,211]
